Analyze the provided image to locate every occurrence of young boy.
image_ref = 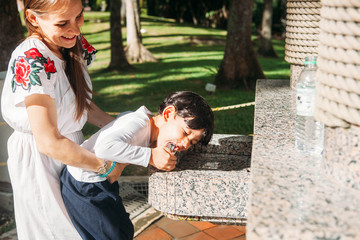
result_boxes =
[60,91,214,240]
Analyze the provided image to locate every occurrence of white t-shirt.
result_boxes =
[67,106,153,182]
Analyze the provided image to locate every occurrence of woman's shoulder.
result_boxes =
[13,38,58,59]
[8,38,59,93]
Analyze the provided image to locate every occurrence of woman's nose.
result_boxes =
[69,22,81,35]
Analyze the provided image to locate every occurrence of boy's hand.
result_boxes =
[149,147,177,171]
[107,163,129,183]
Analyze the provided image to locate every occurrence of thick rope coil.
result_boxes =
[285,1,321,66]
[314,104,349,128]
[318,45,360,65]
[317,83,360,109]
[315,91,360,126]
[320,19,360,36]
[285,51,317,60]
[287,7,320,15]
[286,20,320,28]
[286,14,321,21]
[285,44,318,53]
[286,2,321,8]
[321,0,360,8]
[317,71,360,95]
[317,58,360,81]
[286,26,320,34]
[319,32,360,50]
[284,56,304,65]
[285,38,319,47]
[286,32,319,40]
[314,1,360,127]
[321,6,360,22]
[286,0,320,2]
[285,42,319,52]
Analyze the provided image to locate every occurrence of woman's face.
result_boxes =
[29,0,84,54]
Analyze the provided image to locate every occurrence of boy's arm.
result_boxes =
[94,123,177,170]
[93,119,152,166]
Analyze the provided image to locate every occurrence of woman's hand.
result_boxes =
[107,163,129,184]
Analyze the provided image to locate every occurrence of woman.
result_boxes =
[1,0,124,238]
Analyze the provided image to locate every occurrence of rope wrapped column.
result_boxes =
[284,0,321,89]
[314,0,360,190]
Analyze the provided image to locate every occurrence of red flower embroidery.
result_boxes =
[44,58,56,74]
[24,48,43,59]
[81,35,96,54]
[11,48,57,92]
[14,57,31,89]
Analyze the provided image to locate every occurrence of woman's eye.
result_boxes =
[76,13,83,19]
[56,22,67,27]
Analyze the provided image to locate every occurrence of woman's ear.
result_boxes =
[26,9,39,27]
[162,106,176,122]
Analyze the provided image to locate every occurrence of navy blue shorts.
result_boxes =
[60,167,134,240]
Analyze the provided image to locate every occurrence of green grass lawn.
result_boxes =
[81,11,290,141]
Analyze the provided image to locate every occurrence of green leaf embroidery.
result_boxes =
[29,73,41,86]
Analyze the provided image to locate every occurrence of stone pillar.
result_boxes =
[284,0,321,89]
[314,1,360,190]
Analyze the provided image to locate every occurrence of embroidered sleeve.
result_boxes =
[80,34,97,67]
[11,48,57,93]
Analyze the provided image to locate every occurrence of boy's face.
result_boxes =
[158,106,204,152]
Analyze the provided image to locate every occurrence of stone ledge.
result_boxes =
[148,133,252,224]
[247,79,360,239]
[148,169,249,222]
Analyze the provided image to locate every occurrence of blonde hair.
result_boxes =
[24,0,92,121]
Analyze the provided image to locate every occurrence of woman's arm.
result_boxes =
[25,94,104,172]
[87,102,114,128]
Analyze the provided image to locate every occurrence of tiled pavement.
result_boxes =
[135,216,246,240]
[0,178,246,240]
[0,215,246,240]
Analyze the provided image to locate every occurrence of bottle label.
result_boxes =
[296,87,316,116]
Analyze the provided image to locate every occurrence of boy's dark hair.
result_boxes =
[158,91,214,145]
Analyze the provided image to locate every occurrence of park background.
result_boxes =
[0,0,289,181]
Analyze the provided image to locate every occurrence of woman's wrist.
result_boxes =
[99,161,116,178]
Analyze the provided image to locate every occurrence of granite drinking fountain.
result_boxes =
[148,134,252,224]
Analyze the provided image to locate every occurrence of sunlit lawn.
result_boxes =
[81,11,290,142]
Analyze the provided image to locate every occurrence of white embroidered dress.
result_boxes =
[1,37,95,239]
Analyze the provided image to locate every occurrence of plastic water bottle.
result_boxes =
[295,56,324,155]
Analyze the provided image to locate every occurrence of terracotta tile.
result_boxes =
[155,216,180,229]
[158,220,199,238]
[135,225,172,240]
[188,221,216,230]
[231,235,247,240]
[232,225,246,234]
[204,225,245,240]
[179,231,216,240]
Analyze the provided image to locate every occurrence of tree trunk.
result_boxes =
[215,0,265,90]
[109,0,133,71]
[0,0,24,71]
[257,0,278,57]
[124,0,157,63]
